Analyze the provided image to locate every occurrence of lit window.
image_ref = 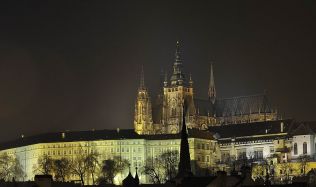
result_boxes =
[303,142,307,154]
[294,143,298,155]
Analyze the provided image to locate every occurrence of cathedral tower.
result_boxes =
[162,42,195,134]
[134,67,154,134]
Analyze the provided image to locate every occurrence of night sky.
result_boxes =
[0,1,315,142]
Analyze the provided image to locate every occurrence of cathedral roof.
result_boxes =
[194,99,215,116]
[0,128,214,151]
[194,94,274,117]
[214,94,274,117]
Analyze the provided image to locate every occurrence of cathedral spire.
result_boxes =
[208,63,216,104]
[170,41,186,86]
[175,41,181,63]
[139,65,145,90]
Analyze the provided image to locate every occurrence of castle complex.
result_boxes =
[1,42,314,185]
[134,41,278,135]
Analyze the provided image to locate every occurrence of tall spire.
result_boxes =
[208,63,216,104]
[164,71,168,87]
[170,41,186,86]
[177,100,193,178]
[139,65,145,90]
[175,41,181,64]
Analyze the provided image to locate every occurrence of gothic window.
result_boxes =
[303,142,307,154]
[171,108,176,116]
[294,143,298,155]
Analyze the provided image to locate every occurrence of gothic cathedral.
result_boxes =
[134,42,278,135]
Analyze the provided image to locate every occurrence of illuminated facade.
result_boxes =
[0,129,220,184]
[134,42,278,135]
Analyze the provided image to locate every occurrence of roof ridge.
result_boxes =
[216,93,266,101]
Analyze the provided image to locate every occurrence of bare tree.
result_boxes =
[12,156,25,181]
[33,154,53,175]
[85,150,100,185]
[143,157,164,184]
[279,162,295,184]
[298,155,311,176]
[0,152,25,181]
[98,156,129,184]
[71,151,88,185]
[53,157,71,182]
[143,150,179,183]
[161,150,179,181]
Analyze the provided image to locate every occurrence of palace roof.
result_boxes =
[0,128,214,151]
[289,121,316,136]
[208,119,293,140]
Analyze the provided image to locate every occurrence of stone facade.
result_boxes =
[0,129,219,185]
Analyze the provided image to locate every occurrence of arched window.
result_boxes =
[303,142,307,154]
[294,143,298,155]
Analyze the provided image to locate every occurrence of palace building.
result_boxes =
[0,129,219,184]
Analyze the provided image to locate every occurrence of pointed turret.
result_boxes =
[170,41,186,86]
[177,100,193,178]
[163,71,168,87]
[189,73,193,87]
[134,66,154,135]
[208,63,216,104]
[139,65,145,91]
